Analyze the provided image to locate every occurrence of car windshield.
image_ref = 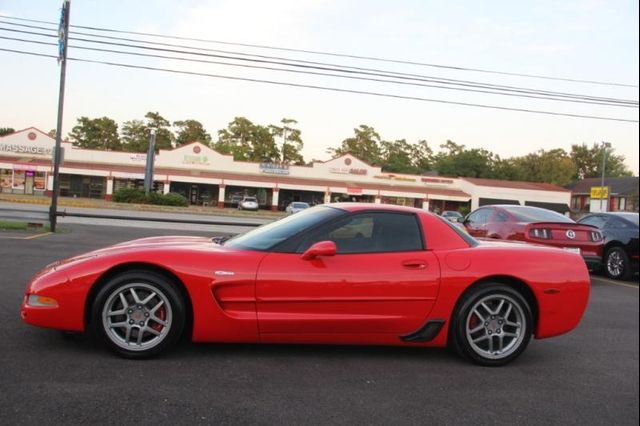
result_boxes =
[224,205,344,251]
[292,202,309,208]
[503,206,574,223]
[243,197,257,202]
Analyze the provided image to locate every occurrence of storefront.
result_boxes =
[0,127,573,213]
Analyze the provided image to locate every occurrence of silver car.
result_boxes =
[286,202,310,214]
[238,196,259,211]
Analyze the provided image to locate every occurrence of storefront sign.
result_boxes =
[590,186,609,199]
[260,162,290,175]
[330,167,368,175]
[182,154,209,165]
[129,153,146,162]
[0,144,53,156]
[421,177,454,184]
[374,174,416,182]
[13,164,37,171]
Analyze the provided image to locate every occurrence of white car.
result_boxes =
[441,210,464,222]
[286,202,310,214]
[238,196,259,211]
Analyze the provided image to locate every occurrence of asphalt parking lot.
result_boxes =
[0,224,638,425]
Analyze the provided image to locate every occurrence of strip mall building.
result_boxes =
[1,127,572,213]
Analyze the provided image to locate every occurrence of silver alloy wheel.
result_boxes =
[465,294,526,360]
[101,282,173,352]
[606,249,624,278]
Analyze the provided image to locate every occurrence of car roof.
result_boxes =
[327,202,424,214]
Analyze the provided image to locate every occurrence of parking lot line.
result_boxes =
[593,276,639,289]
[0,232,53,240]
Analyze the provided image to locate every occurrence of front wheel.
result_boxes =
[92,271,186,358]
[604,247,632,280]
[450,283,532,366]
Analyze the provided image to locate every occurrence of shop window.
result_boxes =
[0,169,12,192]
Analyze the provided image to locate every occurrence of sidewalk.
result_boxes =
[0,193,286,220]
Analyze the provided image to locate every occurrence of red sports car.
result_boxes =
[463,205,603,270]
[22,203,590,366]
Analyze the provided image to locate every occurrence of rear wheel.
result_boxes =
[92,271,185,358]
[604,247,632,280]
[451,283,532,366]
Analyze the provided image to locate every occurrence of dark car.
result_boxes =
[463,205,603,270]
[578,212,639,280]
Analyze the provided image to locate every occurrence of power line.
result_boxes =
[3,19,637,105]
[1,25,637,107]
[1,47,637,124]
[2,33,636,109]
[2,14,638,89]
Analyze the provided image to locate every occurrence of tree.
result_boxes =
[144,112,174,150]
[47,129,56,138]
[380,139,419,173]
[328,125,382,165]
[121,120,148,152]
[511,149,576,186]
[411,140,434,173]
[68,116,121,150]
[269,118,304,164]
[0,127,15,137]
[570,143,632,180]
[121,112,175,152]
[214,117,280,162]
[173,119,212,146]
[434,141,497,178]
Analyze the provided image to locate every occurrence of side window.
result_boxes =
[495,210,509,222]
[580,215,607,229]
[298,212,423,254]
[467,208,491,225]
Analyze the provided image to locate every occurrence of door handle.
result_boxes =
[402,260,427,270]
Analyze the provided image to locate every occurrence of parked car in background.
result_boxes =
[230,195,243,207]
[286,202,310,214]
[238,196,259,211]
[463,205,603,270]
[441,210,463,222]
[578,212,639,280]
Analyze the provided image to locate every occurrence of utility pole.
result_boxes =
[600,141,611,212]
[144,129,156,194]
[49,0,71,232]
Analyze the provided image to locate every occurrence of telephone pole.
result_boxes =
[49,0,71,232]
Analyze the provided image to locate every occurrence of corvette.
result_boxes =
[21,203,590,366]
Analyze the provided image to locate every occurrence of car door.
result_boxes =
[464,208,492,237]
[255,211,440,341]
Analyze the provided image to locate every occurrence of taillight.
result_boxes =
[590,231,603,242]
[530,228,551,239]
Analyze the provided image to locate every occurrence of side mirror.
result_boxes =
[301,241,337,260]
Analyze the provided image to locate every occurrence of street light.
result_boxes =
[600,141,611,212]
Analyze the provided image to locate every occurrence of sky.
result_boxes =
[1,0,638,174]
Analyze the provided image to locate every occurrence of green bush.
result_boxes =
[112,188,148,204]
[158,192,188,206]
[111,188,188,207]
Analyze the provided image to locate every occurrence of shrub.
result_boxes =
[112,189,188,207]
[158,192,188,207]
[112,188,148,204]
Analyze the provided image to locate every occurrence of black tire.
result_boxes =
[450,283,532,366]
[604,246,632,280]
[92,270,186,359]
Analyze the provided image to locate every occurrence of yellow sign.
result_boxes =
[590,186,609,199]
